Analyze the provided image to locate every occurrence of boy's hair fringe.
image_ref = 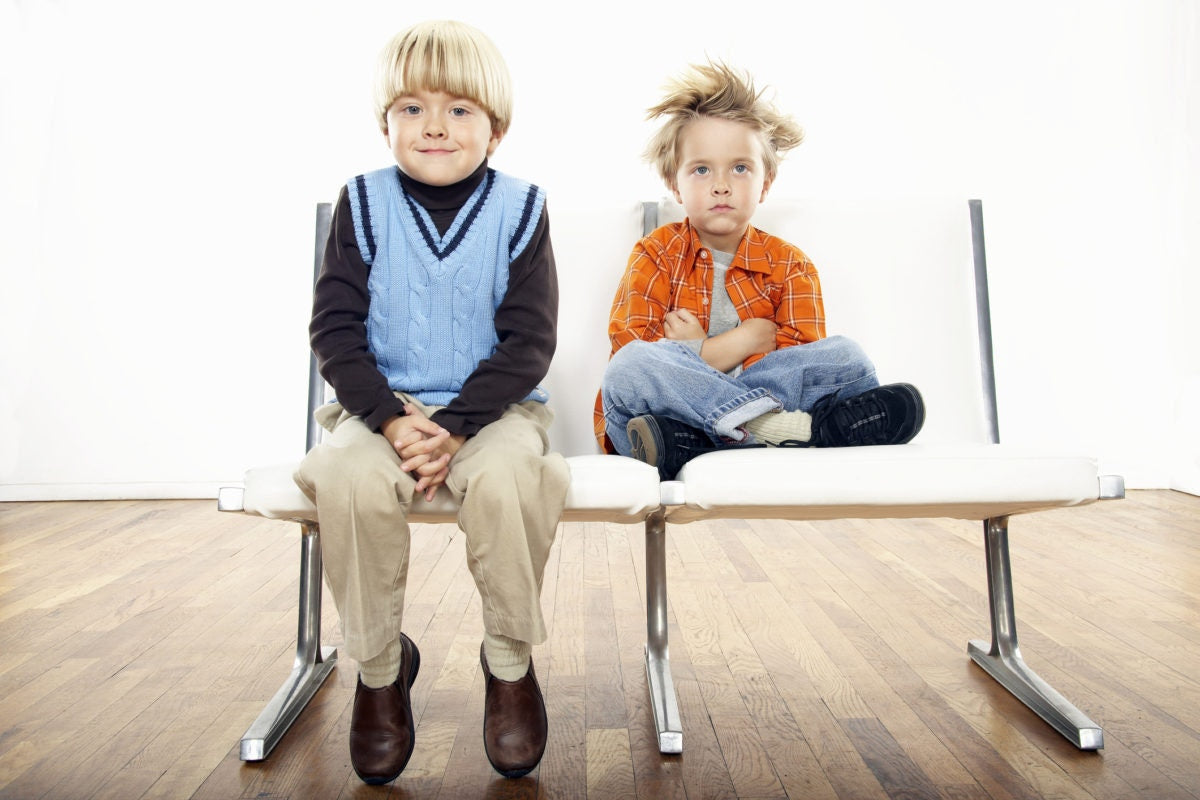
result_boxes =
[373,20,513,136]
[644,61,804,186]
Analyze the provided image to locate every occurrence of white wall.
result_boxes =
[1,0,1196,499]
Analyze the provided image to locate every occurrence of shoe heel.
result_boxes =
[400,633,420,687]
[627,417,664,466]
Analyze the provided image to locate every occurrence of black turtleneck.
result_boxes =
[397,160,488,237]
[308,160,559,437]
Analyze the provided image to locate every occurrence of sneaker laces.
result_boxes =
[809,390,892,446]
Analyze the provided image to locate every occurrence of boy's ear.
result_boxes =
[759,174,774,202]
[486,129,504,156]
[669,182,683,205]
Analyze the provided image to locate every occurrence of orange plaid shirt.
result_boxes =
[594,221,826,451]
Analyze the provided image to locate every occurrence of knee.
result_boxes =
[602,341,646,399]
[822,335,875,372]
[467,450,568,500]
[301,441,412,498]
[606,340,654,375]
[604,339,676,395]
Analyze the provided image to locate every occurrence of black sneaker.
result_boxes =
[806,383,925,447]
[627,415,720,480]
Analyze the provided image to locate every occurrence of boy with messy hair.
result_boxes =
[296,19,567,784]
[598,61,925,477]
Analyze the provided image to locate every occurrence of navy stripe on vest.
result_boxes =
[354,175,376,262]
[402,169,496,261]
[508,184,540,259]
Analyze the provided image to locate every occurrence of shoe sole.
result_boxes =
[626,416,665,471]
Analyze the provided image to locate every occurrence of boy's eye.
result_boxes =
[450,106,470,118]
[733,164,749,174]
[402,105,421,115]
[694,166,709,176]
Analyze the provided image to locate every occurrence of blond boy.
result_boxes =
[599,62,924,477]
[296,20,567,783]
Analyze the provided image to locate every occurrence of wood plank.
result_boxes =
[1,494,1199,799]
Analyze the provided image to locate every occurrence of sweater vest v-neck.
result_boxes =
[347,166,545,406]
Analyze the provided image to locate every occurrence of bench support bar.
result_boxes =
[644,509,683,753]
[240,522,338,761]
[231,510,1106,757]
[968,516,1103,750]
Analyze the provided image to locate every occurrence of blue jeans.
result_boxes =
[601,335,879,455]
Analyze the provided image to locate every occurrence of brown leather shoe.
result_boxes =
[480,643,547,778]
[350,633,420,785]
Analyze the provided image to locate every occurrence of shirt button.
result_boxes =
[702,296,709,305]
[698,249,708,259]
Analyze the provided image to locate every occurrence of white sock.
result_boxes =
[484,632,531,681]
[359,637,403,688]
[744,409,813,445]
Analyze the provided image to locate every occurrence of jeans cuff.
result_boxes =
[710,395,780,442]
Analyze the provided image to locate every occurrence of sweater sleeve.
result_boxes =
[308,186,407,432]
[429,205,559,437]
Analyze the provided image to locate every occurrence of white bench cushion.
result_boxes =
[239,454,662,525]
[667,443,1101,523]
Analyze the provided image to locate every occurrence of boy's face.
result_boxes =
[671,117,772,253]
[384,88,502,186]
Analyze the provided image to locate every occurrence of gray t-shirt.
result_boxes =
[682,249,743,376]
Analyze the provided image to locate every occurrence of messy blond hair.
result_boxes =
[645,61,804,187]
[373,20,513,136]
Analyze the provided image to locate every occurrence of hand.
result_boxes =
[663,308,706,340]
[381,405,465,501]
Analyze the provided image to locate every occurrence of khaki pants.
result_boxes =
[294,396,570,664]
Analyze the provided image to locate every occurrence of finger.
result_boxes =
[391,430,423,452]
[423,467,450,502]
[399,429,450,461]
[401,453,429,473]
[413,459,445,492]
[409,452,450,477]
[402,406,448,437]
[401,448,444,472]
[413,458,449,478]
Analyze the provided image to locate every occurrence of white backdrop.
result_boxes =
[2,0,1197,498]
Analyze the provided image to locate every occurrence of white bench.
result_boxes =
[218,195,1123,760]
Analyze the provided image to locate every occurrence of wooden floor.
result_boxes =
[0,491,1198,799]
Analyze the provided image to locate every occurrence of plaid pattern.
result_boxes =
[594,221,827,450]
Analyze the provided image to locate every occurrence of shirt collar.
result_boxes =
[684,220,771,275]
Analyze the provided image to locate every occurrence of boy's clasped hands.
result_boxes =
[381,405,464,501]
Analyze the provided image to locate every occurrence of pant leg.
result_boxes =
[601,339,778,454]
[738,334,879,411]
[445,401,569,646]
[294,403,417,664]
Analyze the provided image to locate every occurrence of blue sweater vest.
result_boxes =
[347,166,547,407]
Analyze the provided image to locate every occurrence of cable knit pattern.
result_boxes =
[347,166,546,407]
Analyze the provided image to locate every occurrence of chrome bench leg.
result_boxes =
[967,516,1103,750]
[644,509,683,753]
[240,522,338,761]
